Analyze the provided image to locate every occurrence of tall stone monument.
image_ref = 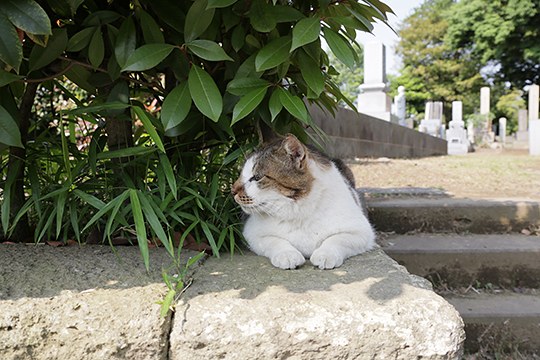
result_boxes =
[529,84,540,155]
[516,109,528,142]
[446,101,468,154]
[419,101,444,138]
[498,117,507,145]
[357,41,392,121]
[480,86,493,142]
[392,86,407,126]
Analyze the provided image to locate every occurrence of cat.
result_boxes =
[231,134,375,269]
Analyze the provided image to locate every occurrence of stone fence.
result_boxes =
[309,104,448,159]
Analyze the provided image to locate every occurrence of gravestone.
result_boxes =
[392,86,407,126]
[516,109,529,142]
[357,41,392,121]
[446,101,468,155]
[498,117,506,145]
[529,85,540,155]
[419,101,444,138]
[480,87,494,142]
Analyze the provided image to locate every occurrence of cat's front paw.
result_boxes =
[310,249,344,269]
[271,250,305,269]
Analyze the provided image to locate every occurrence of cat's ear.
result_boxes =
[283,134,307,170]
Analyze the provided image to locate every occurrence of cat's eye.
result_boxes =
[249,174,263,182]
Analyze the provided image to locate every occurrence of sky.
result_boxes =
[357,0,425,75]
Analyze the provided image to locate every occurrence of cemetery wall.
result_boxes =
[309,104,448,159]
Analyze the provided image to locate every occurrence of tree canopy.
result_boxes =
[445,0,540,89]
[393,0,484,119]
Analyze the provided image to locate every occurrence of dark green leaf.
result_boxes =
[291,17,321,52]
[161,82,192,131]
[226,77,270,96]
[0,104,22,147]
[133,106,166,153]
[0,69,22,87]
[115,17,136,68]
[271,5,304,23]
[188,65,222,122]
[255,35,292,71]
[231,25,245,52]
[89,28,104,68]
[200,222,220,257]
[122,44,175,72]
[140,10,164,44]
[82,10,121,27]
[231,86,268,125]
[278,88,308,122]
[96,146,156,160]
[0,13,22,72]
[67,102,130,115]
[268,88,282,121]
[250,0,276,33]
[186,40,233,61]
[29,28,68,71]
[64,64,95,93]
[66,27,95,52]
[207,0,238,8]
[184,0,215,42]
[322,27,356,69]
[297,50,324,97]
[0,0,51,35]
[129,189,150,271]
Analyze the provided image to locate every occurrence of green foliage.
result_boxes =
[445,0,540,88]
[495,89,526,134]
[393,0,485,119]
[0,0,391,296]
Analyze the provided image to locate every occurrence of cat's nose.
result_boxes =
[231,180,242,196]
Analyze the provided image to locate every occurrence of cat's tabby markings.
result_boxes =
[232,134,375,269]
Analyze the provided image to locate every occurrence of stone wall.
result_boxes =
[309,104,448,159]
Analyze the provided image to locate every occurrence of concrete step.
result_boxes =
[445,293,540,352]
[367,198,540,234]
[381,233,540,288]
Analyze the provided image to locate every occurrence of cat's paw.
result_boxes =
[271,250,305,269]
[310,249,344,269]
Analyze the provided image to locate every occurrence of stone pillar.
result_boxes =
[529,85,540,155]
[516,109,529,142]
[499,117,506,145]
[480,87,493,142]
[357,41,392,121]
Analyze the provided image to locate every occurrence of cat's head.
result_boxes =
[231,134,315,216]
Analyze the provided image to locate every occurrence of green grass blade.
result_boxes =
[137,191,174,257]
[129,189,150,271]
[200,221,219,257]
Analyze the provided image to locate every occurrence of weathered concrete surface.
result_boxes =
[0,244,182,360]
[446,293,540,351]
[382,233,540,288]
[170,249,465,359]
[367,198,540,234]
[309,104,447,159]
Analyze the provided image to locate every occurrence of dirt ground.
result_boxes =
[348,148,540,200]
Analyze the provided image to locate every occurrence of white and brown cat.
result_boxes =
[231,134,375,269]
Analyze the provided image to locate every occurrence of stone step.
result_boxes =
[381,233,540,288]
[445,293,540,352]
[367,198,540,234]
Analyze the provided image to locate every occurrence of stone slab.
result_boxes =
[367,198,540,234]
[0,244,183,360]
[382,234,540,288]
[446,293,540,351]
[169,249,465,359]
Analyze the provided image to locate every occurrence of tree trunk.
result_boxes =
[7,82,39,242]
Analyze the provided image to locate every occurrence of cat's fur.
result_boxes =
[231,134,375,269]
